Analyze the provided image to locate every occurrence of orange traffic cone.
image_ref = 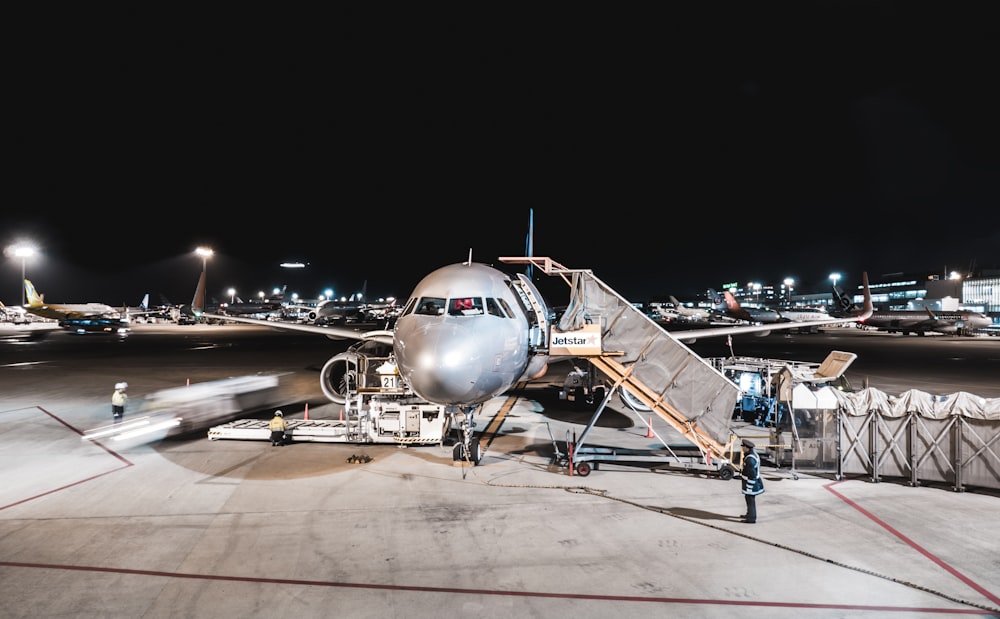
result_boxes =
[646,416,654,439]
[304,403,309,420]
[339,409,344,421]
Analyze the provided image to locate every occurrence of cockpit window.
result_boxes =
[448,297,484,316]
[416,297,446,315]
[485,298,505,317]
[498,298,518,319]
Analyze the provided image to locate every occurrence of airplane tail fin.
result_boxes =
[141,293,149,311]
[722,291,753,322]
[833,272,873,320]
[524,208,534,282]
[707,289,721,308]
[859,271,873,320]
[831,284,854,314]
[24,279,43,306]
[191,271,206,316]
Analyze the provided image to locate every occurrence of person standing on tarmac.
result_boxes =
[111,382,128,424]
[269,410,287,446]
[739,438,765,523]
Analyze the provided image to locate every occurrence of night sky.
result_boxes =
[4,5,998,308]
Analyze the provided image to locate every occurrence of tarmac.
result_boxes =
[1,324,998,618]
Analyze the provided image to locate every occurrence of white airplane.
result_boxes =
[775,305,831,333]
[0,299,32,324]
[778,306,830,323]
[198,256,873,464]
[22,279,129,334]
[657,296,715,322]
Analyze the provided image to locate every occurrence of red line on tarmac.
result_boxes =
[0,561,991,614]
[826,480,1000,608]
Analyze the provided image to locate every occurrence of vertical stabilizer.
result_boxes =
[24,280,43,306]
[859,271,873,320]
[721,291,753,322]
[524,208,534,282]
[832,271,872,319]
[191,271,206,316]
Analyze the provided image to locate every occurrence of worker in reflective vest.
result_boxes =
[739,439,765,523]
[269,410,287,447]
[111,382,128,423]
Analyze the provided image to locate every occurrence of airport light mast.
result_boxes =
[195,247,213,297]
[10,245,36,306]
[784,277,795,304]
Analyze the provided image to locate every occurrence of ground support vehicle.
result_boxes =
[208,356,449,445]
[207,397,447,445]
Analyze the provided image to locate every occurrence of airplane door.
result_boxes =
[510,273,549,350]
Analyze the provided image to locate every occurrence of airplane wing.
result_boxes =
[197,311,395,345]
[669,315,865,343]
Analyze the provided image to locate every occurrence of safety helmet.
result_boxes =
[115,382,128,390]
[274,410,283,417]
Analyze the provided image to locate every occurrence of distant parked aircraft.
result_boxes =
[832,281,990,336]
[22,279,128,335]
[709,288,785,324]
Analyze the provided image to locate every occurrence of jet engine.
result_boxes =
[318,339,394,404]
[319,352,358,404]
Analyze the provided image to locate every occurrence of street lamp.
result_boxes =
[228,288,236,304]
[829,272,841,290]
[11,245,36,306]
[195,247,213,273]
[195,247,213,297]
[783,277,795,304]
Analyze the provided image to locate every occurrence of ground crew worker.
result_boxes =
[739,438,765,523]
[269,409,287,446]
[111,382,128,423]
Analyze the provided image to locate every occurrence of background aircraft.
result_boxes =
[217,286,286,316]
[662,296,715,322]
[832,283,990,335]
[775,305,831,333]
[199,255,873,464]
[22,279,122,322]
[0,299,32,324]
[710,288,785,324]
[303,282,398,326]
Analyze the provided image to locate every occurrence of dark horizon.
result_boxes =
[4,5,998,306]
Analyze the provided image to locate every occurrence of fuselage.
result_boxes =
[393,262,542,407]
[862,310,991,335]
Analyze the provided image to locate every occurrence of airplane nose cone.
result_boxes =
[396,321,505,405]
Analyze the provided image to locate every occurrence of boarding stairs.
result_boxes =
[501,257,741,462]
